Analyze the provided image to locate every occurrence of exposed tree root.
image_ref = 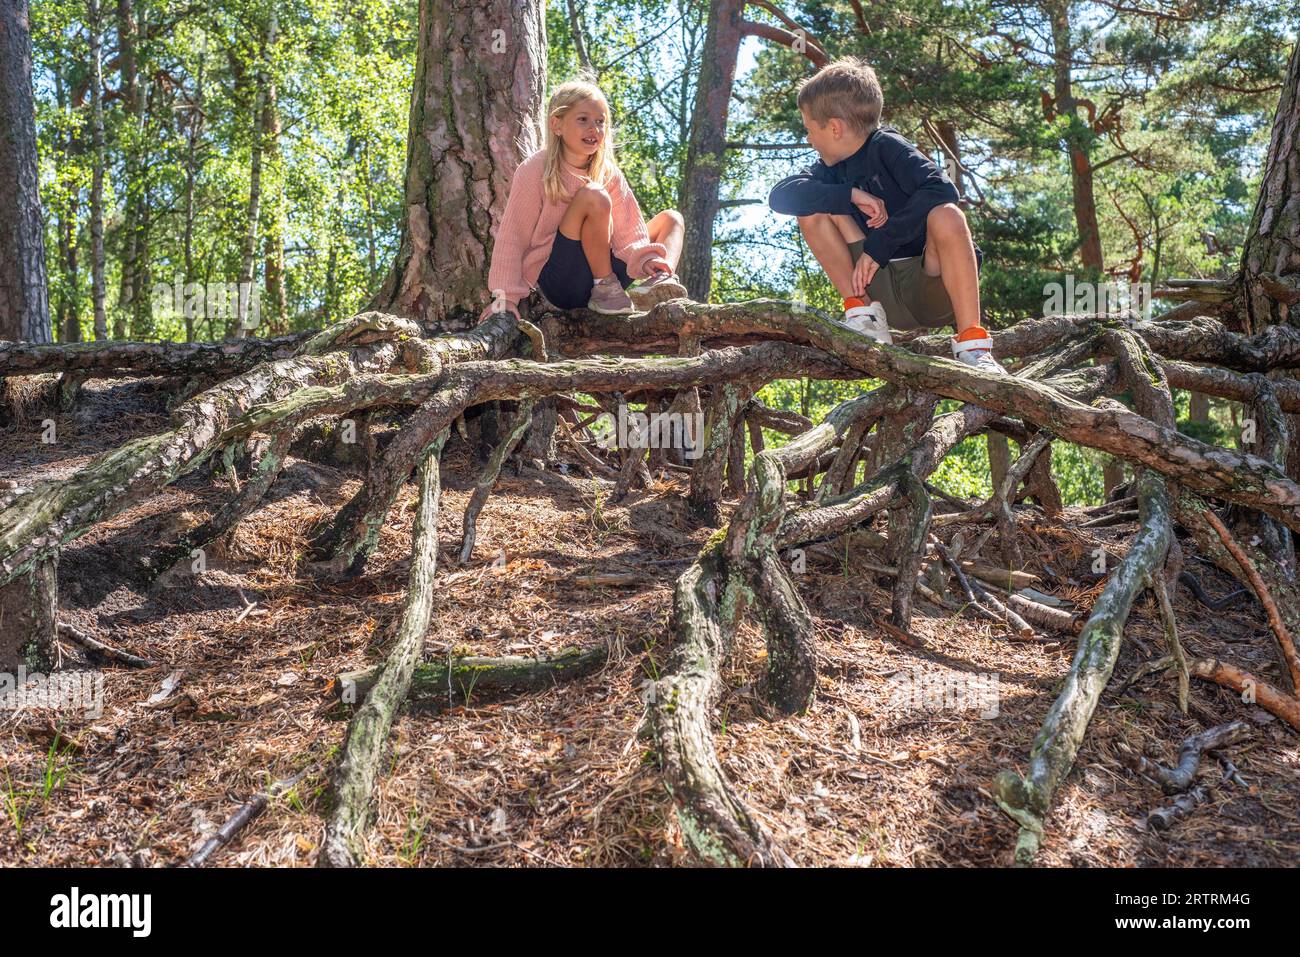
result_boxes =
[318,430,447,868]
[647,545,792,867]
[1199,507,1300,692]
[7,298,1300,869]
[992,469,1173,865]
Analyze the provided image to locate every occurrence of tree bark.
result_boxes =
[370,0,546,331]
[0,0,52,343]
[678,0,744,301]
[88,0,108,341]
[1239,36,1300,332]
[1048,1,1104,272]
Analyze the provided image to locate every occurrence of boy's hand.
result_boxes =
[851,188,888,228]
[853,252,880,296]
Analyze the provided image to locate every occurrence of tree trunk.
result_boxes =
[88,0,108,341]
[181,34,207,343]
[0,555,56,673]
[678,0,744,302]
[53,73,82,343]
[114,0,141,340]
[1049,2,1104,272]
[235,11,274,339]
[261,10,287,334]
[0,0,51,344]
[369,0,546,331]
[1239,37,1300,332]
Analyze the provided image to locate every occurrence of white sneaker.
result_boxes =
[952,331,1007,375]
[842,301,892,344]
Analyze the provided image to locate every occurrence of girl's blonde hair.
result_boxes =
[542,79,618,204]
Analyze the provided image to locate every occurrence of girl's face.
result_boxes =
[552,97,608,162]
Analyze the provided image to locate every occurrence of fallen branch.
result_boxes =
[1127,720,1253,794]
[185,765,316,867]
[336,644,607,710]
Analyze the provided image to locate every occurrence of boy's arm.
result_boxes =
[860,133,959,267]
[767,161,854,217]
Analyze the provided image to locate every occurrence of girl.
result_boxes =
[485,80,686,317]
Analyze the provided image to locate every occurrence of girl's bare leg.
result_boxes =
[558,183,615,278]
[645,209,685,272]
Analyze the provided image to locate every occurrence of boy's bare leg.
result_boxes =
[923,203,982,335]
[797,213,866,299]
[646,209,685,272]
[558,183,615,278]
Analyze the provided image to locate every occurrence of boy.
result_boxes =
[768,57,1004,374]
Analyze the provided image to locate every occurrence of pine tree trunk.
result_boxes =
[0,0,52,344]
[678,0,744,302]
[114,0,141,340]
[1239,36,1300,332]
[181,34,206,343]
[89,0,108,341]
[370,0,546,331]
[235,12,274,339]
[261,10,287,334]
[1049,2,1104,272]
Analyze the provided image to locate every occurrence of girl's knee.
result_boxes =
[660,208,684,229]
[576,182,612,211]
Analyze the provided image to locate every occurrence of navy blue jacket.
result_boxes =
[768,126,959,266]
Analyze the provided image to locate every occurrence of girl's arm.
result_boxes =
[608,171,669,279]
[483,155,545,316]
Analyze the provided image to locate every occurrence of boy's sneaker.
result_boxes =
[951,327,1006,375]
[587,275,636,315]
[628,271,687,310]
[841,300,892,344]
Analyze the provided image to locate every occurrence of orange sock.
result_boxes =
[955,325,989,342]
[843,297,865,310]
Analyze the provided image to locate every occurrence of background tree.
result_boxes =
[0,0,52,343]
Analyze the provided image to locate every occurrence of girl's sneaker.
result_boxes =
[587,275,636,314]
[842,300,892,344]
[951,327,1007,375]
[628,271,688,310]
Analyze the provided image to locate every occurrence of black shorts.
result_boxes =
[536,233,632,309]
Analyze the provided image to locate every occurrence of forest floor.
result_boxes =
[1,377,1297,867]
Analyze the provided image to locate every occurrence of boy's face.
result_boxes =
[800,108,857,165]
[795,109,847,166]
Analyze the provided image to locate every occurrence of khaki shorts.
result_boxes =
[849,241,954,331]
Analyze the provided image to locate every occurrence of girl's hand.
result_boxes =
[645,256,672,276]
[482,292,520,321]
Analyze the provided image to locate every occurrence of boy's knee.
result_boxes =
[927,203,968,236]
[796,212,833,231]
[662,208,684,228]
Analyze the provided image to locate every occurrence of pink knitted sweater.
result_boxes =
[485,149,667,309]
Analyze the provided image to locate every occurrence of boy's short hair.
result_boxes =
[797,57,883,135]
